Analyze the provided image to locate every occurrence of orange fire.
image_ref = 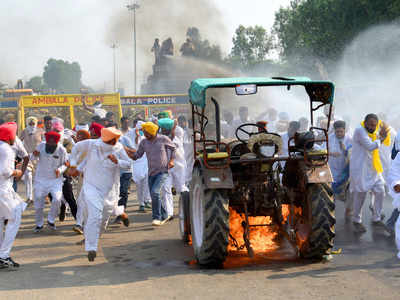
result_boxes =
[228,204,302,253]
[228,208,278,253]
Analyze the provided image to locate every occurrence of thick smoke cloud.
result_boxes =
[106,0,229,93]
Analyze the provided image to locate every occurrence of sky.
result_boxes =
[0,0,291,93]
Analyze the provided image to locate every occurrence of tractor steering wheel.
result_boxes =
[235,123,268,144]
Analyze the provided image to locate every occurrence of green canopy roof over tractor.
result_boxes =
[188,77,335,108]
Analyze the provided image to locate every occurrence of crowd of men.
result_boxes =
[0,103,399,270]
[0,104,193,267]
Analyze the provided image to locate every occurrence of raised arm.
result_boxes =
[354,128,381,152]
[81,96,94,114]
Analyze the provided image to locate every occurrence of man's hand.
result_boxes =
[67,167,80,178]
[108,154,118,164]
[55,169,61,178]
[168,159,174,169]
[33,150,40,157]
[394,184,400,193]
[379,122,388,141]
[13,169,23,179]
[125,148,137,160]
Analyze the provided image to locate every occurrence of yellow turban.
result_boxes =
[101,127,122,142]
[142,122,159,136]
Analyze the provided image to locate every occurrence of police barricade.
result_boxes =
[121,94,190,120]
[20,93,122,129]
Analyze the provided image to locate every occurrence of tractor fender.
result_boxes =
[193,159,234,189]
[305,164,333,184]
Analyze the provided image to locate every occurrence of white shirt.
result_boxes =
[11,136,28,159]
[328,133,352,181]
[350,127,384,192]
[33,142,68,182]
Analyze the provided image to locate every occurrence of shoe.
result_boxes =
[4,219,8,226]
[88,251,97,262]
[0,257,20,269]
[152,219,161,226]
[144,203,152,209]
[112,216,122,225]
[353,222,367,233]
[33,226,43,233]
[138,205,145,212]
[47,221,56,230]
[73,225,83,235]
[368,204,385,220]
[59,203,66,222]
[121,213,130,227]
[372,220,387,228]
[161,216,174,225]
[26,199,33,207]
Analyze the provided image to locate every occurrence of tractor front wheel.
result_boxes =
[190,167,230,267]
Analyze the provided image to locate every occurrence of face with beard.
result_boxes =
[45,138,58,154]
[365,118,378,134]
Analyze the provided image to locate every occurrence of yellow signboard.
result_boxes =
[20,93,122,129]
[21,93,120,107]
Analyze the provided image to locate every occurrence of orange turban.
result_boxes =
[0,122,17,142]
[101,127,122,142]
[77,129,90,141]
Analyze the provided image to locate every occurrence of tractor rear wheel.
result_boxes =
[190,167,230,267]
[301,183,335,259]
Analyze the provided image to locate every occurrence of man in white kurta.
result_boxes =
[0,122,26,269]
[126,121,152,212]
[387,152,400,259]
[69,127,131,261]
[19,116,43,204]
[328,120,353,216]
[350,114,389,233]
[160,121,188,219]
[32,131,68,231]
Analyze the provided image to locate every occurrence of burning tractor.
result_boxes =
[179,77,336,267]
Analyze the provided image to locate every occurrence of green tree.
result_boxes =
[26,76,47,92]
[273,0,400,66]
[43,59,82,93]
[227,25,274,70]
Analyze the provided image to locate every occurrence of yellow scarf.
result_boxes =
[361,120,391,174]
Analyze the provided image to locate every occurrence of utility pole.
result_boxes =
[127,1,140,95]
[111,43,118,92]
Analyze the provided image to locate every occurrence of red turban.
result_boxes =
[90,122,104,137]
[45,131,61,144]
[0,122,17,142]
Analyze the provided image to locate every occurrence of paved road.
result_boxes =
[0,185,399,300]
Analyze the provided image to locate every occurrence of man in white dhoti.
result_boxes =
[32,131,68,232]
[386,152,400,259]
[69,127,131,262]
[350,114,390,233]
[0,122,26,269]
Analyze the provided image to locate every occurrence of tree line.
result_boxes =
[3,0,399,93]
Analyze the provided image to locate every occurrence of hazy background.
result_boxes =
[0,0,290,93]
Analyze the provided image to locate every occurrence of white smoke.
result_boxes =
[334,22,400,130]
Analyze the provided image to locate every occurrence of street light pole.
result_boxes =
[127,1,140,95]
[111,43,118,92]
